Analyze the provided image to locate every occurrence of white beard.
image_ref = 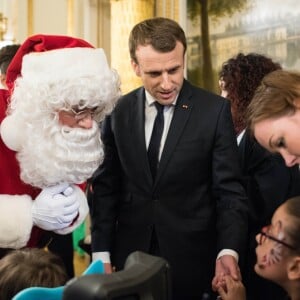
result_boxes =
[4,71,120,189]
[17,119,103,188]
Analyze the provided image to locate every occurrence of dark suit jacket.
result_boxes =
[239,130,300,229]
[91,80,248,298]
[239,130,300,300]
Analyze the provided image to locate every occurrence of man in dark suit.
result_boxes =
[90,17,248,300]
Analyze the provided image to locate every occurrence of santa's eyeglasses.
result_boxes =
[258,225,296,250]
[69,107,98,121]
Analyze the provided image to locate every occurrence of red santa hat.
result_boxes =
[6,34,94,91]
[1,34,114,152]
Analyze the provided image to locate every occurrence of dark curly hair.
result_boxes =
[219,53,281,134]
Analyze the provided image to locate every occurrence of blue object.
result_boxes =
[13,260,104,300]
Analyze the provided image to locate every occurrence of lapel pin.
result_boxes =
[182,104,188,109]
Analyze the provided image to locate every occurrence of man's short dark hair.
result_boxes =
[129,17,186,64]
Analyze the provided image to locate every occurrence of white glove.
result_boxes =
[32,183,80,231]
[54,185,89,234]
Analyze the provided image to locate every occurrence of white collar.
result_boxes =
[237,129,246,145]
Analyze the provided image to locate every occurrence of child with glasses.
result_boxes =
[217,196,300,300]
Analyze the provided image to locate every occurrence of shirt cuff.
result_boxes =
[92,251,111,263]
[217,249,239,262]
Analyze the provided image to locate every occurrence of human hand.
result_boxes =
[32,183,80,231]
[217,275,246,300]
[104,263,114,274]
[212,255,241,291]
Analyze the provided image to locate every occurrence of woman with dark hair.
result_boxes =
[219,52,281,135]
[219,53,300,300]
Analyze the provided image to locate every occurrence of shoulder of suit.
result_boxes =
[122,86,143,99]
[186,84,228,110]
[113,86,143,113]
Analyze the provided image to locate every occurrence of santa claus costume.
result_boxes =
[0,35,120,254]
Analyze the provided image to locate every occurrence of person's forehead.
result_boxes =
[136,46,184,73]
[254,119,274,145]
[271,204,290,232]
[254,116,290,137]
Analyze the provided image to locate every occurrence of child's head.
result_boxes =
[0,248,68,300]
[255,196,300,291]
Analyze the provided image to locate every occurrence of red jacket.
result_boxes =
[0,89,44,247]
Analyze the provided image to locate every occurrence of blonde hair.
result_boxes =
[247,69,300,132]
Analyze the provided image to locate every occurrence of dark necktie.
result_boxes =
[148,102,164,178]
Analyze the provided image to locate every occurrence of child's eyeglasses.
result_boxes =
[258,225,296,250]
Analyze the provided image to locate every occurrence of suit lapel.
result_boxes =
[155,81,193,185]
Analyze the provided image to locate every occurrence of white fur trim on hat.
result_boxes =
[0,115,24,151]
[0,194,33,248]
[21,47,110,83]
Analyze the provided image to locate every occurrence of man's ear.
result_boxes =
[287,256,300,280]
[131,59,141,77]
